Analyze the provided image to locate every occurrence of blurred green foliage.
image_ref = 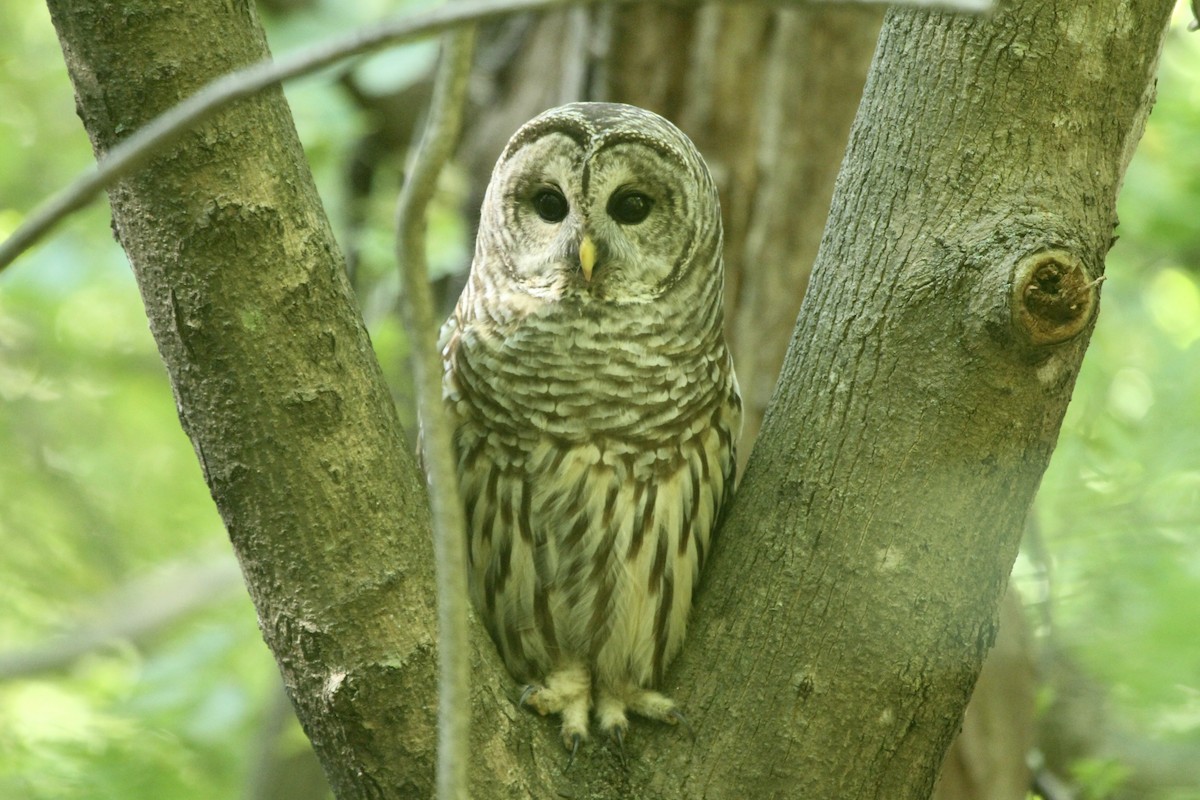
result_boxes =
[0,1,1197,799]
[1021,12,1200,799]
[1031,0,1200,724]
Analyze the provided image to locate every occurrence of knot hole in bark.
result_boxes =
[1012,249,1102,347]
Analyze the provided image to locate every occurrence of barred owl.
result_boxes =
[441,102,741,755]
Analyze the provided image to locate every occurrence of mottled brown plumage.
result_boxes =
[441,102,740,751]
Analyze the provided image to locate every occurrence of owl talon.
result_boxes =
[564,733,582,771]
[610,724,628,770]
[665,708,696,740]
[518,684,541,711]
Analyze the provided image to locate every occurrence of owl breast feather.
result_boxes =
[447,302,729,448]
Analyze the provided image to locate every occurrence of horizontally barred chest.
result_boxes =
[442,299,741,688]
[444,298,733,456]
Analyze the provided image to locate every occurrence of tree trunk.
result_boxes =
[46,0,1172,799]
[933,587,1036,800]
[660,2,1171,797]
[44,1,447,796]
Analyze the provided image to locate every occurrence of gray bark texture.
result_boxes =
[46,0,1171,798]
[662,2,1171,798]
[45,1,448,796]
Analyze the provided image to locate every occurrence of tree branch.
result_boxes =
[0,0,581,273]
[394,27,477,800]
[0,0,993,274]
[0,554,243,681]
[44,0,449,793]
[654,0,1175,796]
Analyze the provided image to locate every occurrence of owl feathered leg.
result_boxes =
[519,660,592,752]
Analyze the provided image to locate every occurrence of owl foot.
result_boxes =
[595,689,629,746]
[595,684,695,757]
[593,691,629,767]
[518,663,592,754]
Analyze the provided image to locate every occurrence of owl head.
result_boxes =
[471,103,724,309]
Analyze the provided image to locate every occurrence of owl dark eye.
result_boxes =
[607,190,653,225]
[532,188,569,223]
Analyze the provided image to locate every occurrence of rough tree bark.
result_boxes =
[658,2,1171,797]
[45,1,448,796]
[46,0,1171,799]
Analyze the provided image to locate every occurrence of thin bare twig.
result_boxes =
[0,0,995,274]
[394,26,477,800]
[0,0,580,273]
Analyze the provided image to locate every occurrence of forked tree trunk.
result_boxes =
[46,0,1171,798]
[44,2,451,795]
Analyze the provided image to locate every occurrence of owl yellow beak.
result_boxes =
[579,235,596,283]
